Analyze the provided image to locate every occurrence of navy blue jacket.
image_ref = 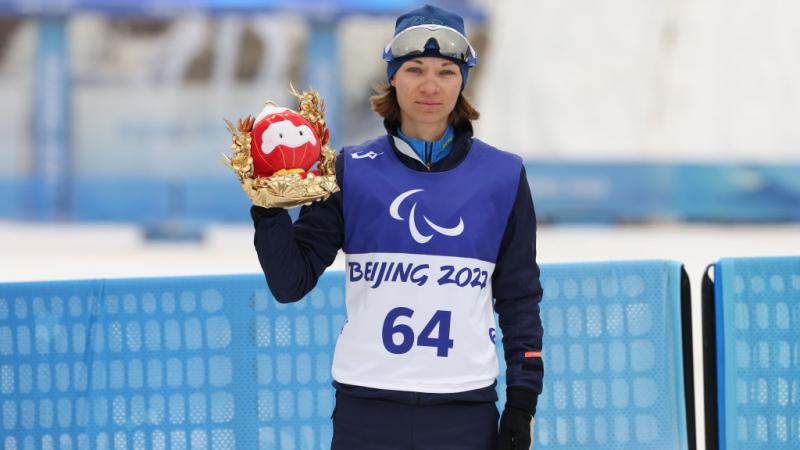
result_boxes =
[251,120,544,413]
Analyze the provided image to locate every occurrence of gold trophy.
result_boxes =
[224,86,339,209]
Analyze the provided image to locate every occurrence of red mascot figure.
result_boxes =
[250,103,321,178]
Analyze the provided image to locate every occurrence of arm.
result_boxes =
[493,166,544,449]
[251,155,345,302]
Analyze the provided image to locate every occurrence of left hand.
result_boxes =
[497,407,533,449]
[497,386,538,449]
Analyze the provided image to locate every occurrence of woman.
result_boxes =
[251,4,543,449]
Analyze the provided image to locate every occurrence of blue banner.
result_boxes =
[525,162,800,223]
[0,0,475,17]
[4,162,799,223]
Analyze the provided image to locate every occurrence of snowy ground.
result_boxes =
[2,221,799,448]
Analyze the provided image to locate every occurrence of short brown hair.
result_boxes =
[369,83,480,125]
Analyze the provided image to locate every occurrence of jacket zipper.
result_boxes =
[425,142,432,171]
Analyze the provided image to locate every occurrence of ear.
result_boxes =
[390,77,396,87]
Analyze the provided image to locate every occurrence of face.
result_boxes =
[391,57,462,130]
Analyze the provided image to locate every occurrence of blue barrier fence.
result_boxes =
[703,256,800,450]
[0,261,693,449]
[527,260,693,448]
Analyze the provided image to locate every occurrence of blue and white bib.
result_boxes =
[333,135,521,393]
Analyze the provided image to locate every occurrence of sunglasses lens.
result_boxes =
[385,26,476,65]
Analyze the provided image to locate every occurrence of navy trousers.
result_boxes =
[331,392,499,450]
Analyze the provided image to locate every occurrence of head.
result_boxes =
[372,4,479,129]
[385,4,476,91]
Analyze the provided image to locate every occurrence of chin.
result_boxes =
[414,110,447,120]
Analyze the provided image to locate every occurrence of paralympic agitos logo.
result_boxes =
[389,189,465,244]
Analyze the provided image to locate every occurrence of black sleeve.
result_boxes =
[250,155,345,302]
[492,165,544,413]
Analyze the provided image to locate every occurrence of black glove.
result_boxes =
[497,386,538,450]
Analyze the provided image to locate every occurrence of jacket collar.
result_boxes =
[383,119,474,172]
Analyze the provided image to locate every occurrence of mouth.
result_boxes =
[416,101,442,107]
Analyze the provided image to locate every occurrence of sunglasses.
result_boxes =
[383,24,477,67]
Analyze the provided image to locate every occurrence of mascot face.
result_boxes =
[250,105,321,178]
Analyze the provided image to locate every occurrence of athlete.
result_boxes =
[251,4,543,449]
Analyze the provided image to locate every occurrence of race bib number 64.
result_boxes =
[382,307,454,357]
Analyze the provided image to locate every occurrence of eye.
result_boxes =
[299,130,303,136]
[279,133,283,138]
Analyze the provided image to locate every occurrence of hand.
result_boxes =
[497,407,533,449]
[497,386,538,450]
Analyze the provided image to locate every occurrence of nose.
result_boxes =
[419,74,439,95]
